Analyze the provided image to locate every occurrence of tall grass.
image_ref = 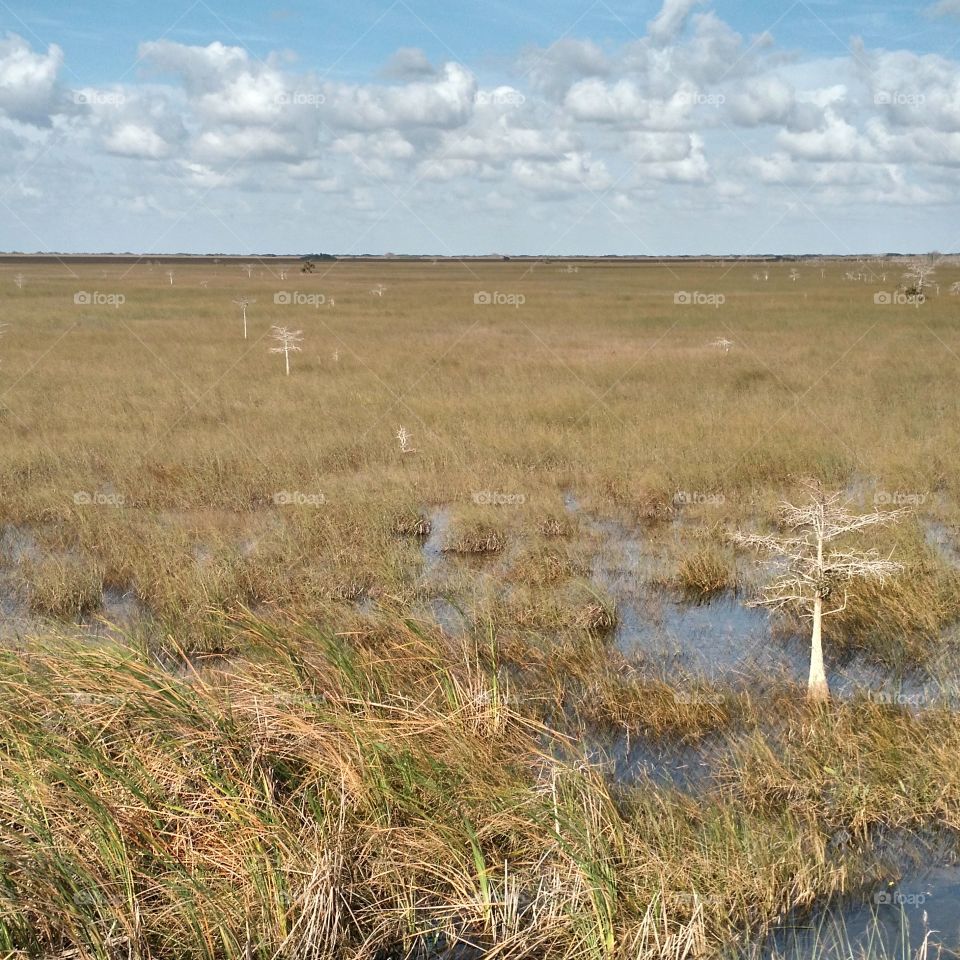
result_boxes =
[0,612,957,958]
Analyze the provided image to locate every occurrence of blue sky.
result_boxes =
[0,0,958,254]
[9,1,957,84]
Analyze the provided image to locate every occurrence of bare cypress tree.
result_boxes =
[733,480,905,700]
[232,297,255,339]
[901,259,936,295]
[396,426,415,453]
[269,326,303,376]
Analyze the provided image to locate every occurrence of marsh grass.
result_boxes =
[3,613,958,959]
[3,259,960,655]
[675,544,736,598]
[3,259,960,956]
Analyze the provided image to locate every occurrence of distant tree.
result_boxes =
[396,426,415,453]
[232,297,255,339]
[269,326,303,376]
[733,480,905,701]
[901,259,936,295]
[13,273,24,289]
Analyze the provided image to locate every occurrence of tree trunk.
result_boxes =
[808,593,829,701]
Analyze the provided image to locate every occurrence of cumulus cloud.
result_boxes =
[321,63,476,131]
[926,0,960,16]
[565,78,698,129]
[728,76,796,126]
[381,47,436,80]
[511,152,612,195]
[0,33,65,124]
[630,132,711,182]
[647,0,706,45]
[776,109,869,162]
[519,39,609,100]
[2,2,958,253]
[103,124,171,159]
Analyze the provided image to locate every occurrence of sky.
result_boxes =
[0,0,958,255]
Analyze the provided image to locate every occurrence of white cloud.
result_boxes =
[511,151,612,195]
[728,76,796,126]
[647,0,706,45]
[926,0,960,16]
[630,133,711,182]
[0,33,64,124]
[776,109,870,161]
[381,47,436,80]
[520,39,609,100]
[565,78,697,129]
[104,123,171,159]
[2,5,958,255]
[321,63,476,131]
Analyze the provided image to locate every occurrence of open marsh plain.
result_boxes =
[2,255,960,958]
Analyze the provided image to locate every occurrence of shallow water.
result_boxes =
[0,523,39,565]
[422,507,453,575]
[565,493,957,703]
[583,729,725,791]
[763,862,960,959]
[614,590,792,681]
[78,587,148,641]
[924,519,960,569]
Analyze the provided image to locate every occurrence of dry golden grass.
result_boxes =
[2,257,960,956]
[1,257,959,656]
[0,616,954,958]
